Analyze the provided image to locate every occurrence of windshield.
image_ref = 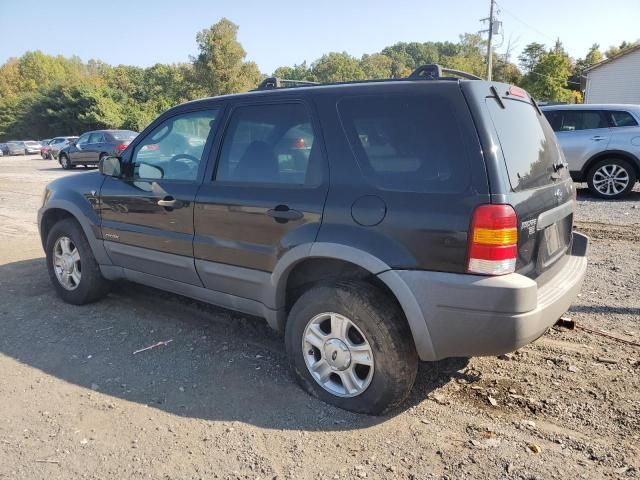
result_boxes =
[25,141,40,146]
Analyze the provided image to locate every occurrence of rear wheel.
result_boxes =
[587,158,636,199]
[45,218,110,304]
[285,281,418,415]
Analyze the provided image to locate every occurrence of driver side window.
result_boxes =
[76,133,90,146]
[131,109,219,181]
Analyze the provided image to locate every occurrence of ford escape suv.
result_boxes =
[38,65,588,415]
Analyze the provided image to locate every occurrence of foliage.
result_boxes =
[0,17,635,140]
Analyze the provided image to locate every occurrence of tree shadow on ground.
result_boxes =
[0,257,469,432]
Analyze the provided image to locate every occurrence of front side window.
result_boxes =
[131,109,219,181]
[76,134,90,146]
[608,111,638,127]
[338,94,471,193]
[215,103,319,185]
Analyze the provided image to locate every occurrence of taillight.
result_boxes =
[467,204,518,275]
[115,143,128,151]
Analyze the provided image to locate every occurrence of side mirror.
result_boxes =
[99,156,121,177]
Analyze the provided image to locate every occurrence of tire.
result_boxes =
[285,281,418,415]
[60,154,74,170]
[587,158,637,199]
[45,218,110,305]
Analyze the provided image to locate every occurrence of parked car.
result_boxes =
[41,139,53,159]
[46,136,78,160]
[38,65,588,415]
[0,143,8,155]
[58,130,137,169]
[23,141,43,155]
[541,104,640,199]
[6,142,26,155]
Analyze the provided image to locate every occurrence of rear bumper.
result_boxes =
[379,232,589,361]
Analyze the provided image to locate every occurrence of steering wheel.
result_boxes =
[165,153,199,179]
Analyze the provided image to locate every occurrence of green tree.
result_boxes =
[518,42,546,73]
[192,18,261,96]
[272,62,311,80]
[604,40,636,58]
[310,52,366,82]
[522,49,572,102]
[360,53,393,79]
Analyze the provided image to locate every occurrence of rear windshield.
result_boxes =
[487,98,562,192]
[338,94,472,193]
[25,141,39,146]
[111,131,137,141]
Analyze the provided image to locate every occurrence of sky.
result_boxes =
[1,0,639,74]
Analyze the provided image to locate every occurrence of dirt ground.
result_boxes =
[0,155,638,480]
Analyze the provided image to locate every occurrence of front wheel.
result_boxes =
[45,218,110,304]
[60,154,74,170]
[587,158,636,199]
[285,281,418,415]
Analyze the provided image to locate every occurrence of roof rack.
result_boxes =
[409,64,482,81]
[253,64,481,92]
[257,77,319,90]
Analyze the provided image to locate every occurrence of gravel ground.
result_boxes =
[0,155,638,480]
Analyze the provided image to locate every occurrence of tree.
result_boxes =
[272,62,311,80]
[360,53,393,79]
[192,18,261,96]
[522,49,572,102]
[310,52,366,82]
[604,40,636,58]
[518,42,546,73]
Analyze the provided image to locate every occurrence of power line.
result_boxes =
[495,2,555,43]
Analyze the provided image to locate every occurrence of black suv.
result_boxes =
[58,129,138,169]
[38,66,588,415]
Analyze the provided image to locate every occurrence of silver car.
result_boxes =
[542,104,640,199]
[48,136,79,160]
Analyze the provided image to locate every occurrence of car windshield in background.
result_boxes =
[111,132,137,141]
[25,141,40,146]
[486,98,562,192]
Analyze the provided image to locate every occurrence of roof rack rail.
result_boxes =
[409,64,482,81]
[256,77,319,90]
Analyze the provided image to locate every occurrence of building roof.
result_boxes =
[584,44,640,73]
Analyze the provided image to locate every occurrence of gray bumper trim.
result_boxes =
[379,232,589,361]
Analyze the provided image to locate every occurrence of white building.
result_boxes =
[584,44,640,104]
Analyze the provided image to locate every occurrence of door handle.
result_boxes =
[157,196,181,208]
[267,205,304,223]
[590,135,607,141]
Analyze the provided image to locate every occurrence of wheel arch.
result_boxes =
[581,150,640,179]
[270,243,436,360]
[39,201,112,266]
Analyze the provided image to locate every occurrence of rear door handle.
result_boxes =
[591,135,607,141]
[267,205,304,223]
[157,196,182,208]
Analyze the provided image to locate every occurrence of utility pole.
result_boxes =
[485,0,495,81]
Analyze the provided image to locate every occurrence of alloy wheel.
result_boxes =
[592,164,630,196]
[52,236,81,290]
[302,312,374,398]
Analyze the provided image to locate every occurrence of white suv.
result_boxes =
[542,104,640,199]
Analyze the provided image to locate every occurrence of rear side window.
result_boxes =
[338,94,471,193]
[215,103,320,185]
[487,99,562,192]
[543,109,607,132]
[608,111,638,127]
